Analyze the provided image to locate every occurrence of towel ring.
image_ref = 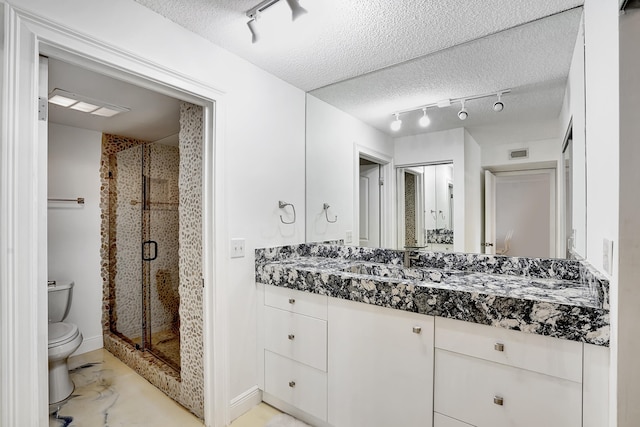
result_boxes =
[323,203,337,223]
[279,201,296,224]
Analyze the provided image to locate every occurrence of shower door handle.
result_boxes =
[142,240,158,261]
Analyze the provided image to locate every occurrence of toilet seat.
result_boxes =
[48,322,80,348]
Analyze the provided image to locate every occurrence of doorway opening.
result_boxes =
[359,157,382,248]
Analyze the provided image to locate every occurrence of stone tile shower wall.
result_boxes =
[177,102,204,416]
[405,173,416,247]
[100,101,204,418]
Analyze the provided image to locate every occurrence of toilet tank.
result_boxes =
[47,281,74,323]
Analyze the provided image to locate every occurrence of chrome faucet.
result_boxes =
[403,247,425,268]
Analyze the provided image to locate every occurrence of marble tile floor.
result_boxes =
[48,348,301,427]
[49,348,202,427]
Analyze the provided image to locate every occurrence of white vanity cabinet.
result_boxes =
[434,317,583,427]
[327,298,434,427]
[260,285,329,422]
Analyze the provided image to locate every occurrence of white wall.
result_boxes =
[480,138,560,169]
[48,123,103,355]
[306,95,393,244]
[617,7,640,427]
[8,0,307,417]
[463,130,482,253]
[394,128,468,252]
[559,12,587,257]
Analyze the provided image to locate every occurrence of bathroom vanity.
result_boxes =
[255,244,610,427]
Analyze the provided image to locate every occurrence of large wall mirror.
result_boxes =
[305,6,587,260]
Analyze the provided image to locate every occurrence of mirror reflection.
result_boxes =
[398,163,454,252]
[305,7,586,260]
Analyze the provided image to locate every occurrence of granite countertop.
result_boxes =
[256,244,610,346]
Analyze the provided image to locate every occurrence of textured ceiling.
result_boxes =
[311,8,582,140]
[133,0,583,91]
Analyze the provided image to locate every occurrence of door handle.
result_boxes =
[142,240,158,261]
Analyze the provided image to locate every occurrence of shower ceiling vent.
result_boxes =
[509,148,529,160]
[48,88,130,117]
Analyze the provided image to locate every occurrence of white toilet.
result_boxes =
[48,280,83,404]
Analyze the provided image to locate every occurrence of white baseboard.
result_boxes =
[230,386,262,421]
[72,334,103,357]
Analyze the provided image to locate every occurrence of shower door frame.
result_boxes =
[1,5,229,426]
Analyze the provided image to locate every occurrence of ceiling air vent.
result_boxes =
[509,148,529,160]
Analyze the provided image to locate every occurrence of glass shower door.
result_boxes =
[142,142,181,371]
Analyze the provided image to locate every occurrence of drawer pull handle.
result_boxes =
[288,334,295,340]
[412,326,422,334]
[494,396,504,406]
[494,343,505,352]
[288,298,295,304]
[289,381,296,388]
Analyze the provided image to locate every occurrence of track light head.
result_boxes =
[247,18,260,43]
[286,0,308,21]
[493,92,504,112]
[390,113,402,132]
[458,101,468,120]
[419,108,431,127]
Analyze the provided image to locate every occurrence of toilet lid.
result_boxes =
[48,322,79,347]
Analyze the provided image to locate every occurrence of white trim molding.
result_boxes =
[230,386,263,421]
[0,4,228,426]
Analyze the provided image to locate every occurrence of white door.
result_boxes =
[485,170,556,258]
[359,163,380,247]
[484,170,496,255]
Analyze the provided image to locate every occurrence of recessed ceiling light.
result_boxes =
[69,101,99,113]
[48,88,130,117]
[91,106,128,117]
[49,95,77,107]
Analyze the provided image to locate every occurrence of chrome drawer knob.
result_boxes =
[288,334,295,340]
[494,396,504,406]
[494,343,505,352]
[289,381,296,388]
[412,326,422,334]
[288,298,295,304]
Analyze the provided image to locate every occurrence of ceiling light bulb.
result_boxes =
[493,93,504,112]
[419,108,431,127]
[247,18,260,43]
[390,113,402,131]
[286,0,308,21]
[458,101,468,120]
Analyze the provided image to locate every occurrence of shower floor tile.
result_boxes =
[49,348,202,427]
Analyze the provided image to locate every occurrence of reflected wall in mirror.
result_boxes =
[398,163,454,252]
[305,7,587,259]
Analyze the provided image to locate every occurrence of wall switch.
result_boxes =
[230,238,245,258]
[345,230,353,244]
[603,238,613,275]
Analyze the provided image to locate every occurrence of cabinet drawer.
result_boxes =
[434,349,581,427]
[264,306,327,371]
[434,413,475,427]
[435,317,583,382]
[265,285,327,320]
[265,351,327,421]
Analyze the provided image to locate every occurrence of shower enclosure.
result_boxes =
[110,139,181,371]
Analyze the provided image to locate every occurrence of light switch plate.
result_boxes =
[345,230,353,244]
[230,238,245,258]
[603,238,613,275]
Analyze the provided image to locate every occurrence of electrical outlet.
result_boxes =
[345,230,353,244]
[230,238,245,258]
[603,238,613,275]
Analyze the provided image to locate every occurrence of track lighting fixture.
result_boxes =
[493,92,504,112]
[388,89,510,131]
[458,100,468,120]
[390,113,402,131]
[246,0,308,43]
[419,108,431,128]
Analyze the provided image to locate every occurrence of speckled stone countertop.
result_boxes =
[256,243,610,346]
